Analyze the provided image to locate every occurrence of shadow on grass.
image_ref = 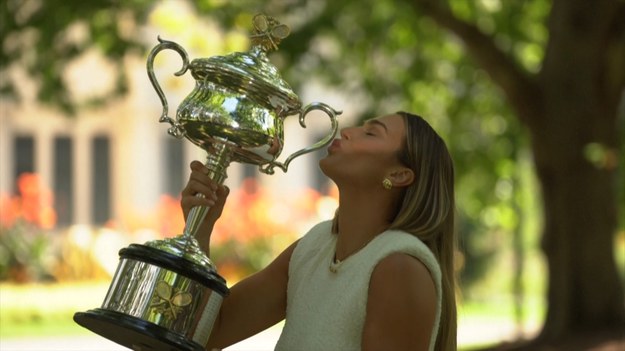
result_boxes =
[469,329,625,351]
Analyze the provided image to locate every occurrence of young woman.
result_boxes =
[181,111,457,351]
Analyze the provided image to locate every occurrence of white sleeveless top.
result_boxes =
[275,221,442,351]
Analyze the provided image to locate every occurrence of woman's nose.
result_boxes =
[340,127,351,140]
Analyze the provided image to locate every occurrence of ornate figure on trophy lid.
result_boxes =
[74,13,341,351]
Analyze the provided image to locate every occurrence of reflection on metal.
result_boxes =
[150,281,193,321]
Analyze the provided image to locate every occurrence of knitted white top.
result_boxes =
[275,220,442,351]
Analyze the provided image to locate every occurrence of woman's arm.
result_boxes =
[206,240,297,349]
[362,252,437,351]
[180,160,295,349]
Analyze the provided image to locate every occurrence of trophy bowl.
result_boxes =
[74,14,341,351]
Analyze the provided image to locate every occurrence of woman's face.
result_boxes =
[319,113,406,187]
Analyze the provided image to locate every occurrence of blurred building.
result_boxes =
[0,2,360,231]
[0,54,348,230]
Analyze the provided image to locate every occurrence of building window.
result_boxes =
[91,135,110,225]
[13,135,35,194]
[54,136,73,226]
[164,138,185,196]
[242,163,258,181]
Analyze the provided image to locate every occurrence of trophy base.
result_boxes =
[74,309,203,351]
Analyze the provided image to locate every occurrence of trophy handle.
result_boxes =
[146,36,190,138]
[261,102,342,174]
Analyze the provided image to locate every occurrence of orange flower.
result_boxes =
[156,194,185,237]
[0,193,17,228]
[1,173,57,229]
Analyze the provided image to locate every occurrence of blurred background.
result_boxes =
[1,0,623,350]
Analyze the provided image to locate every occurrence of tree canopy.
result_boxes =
[1,0,536,283]
[2,0,624,348]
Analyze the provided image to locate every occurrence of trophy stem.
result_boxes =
[182,140,233,240]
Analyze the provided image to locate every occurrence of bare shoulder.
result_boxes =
[373,252,436,288]
[363,252,437,351]
[369,252,437,313]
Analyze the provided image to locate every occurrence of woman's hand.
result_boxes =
[181,160,230,253]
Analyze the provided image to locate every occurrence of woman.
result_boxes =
[182,111,457,351]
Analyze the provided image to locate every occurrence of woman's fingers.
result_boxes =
[183,163,217,197]
[183,177,218,200]
[212,185,230,213]
[181,161,231,220]
[181,191,214,208]
[190,160,207,173]
[216,185,230,203]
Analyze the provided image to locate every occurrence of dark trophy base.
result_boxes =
[74,309,203,351]
[73,243,228,350]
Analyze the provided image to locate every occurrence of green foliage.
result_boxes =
[1,0,153,113]
[193,0,551,289]
[1,0,555,289]
[0,221,56,282]
[249,0,544,288]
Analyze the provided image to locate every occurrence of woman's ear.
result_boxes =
[388,167,414,187]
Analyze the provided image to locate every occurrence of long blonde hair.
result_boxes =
[332,112,457,350]
[391,111,457,351]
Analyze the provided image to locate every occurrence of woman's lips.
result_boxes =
[328,139,341,152]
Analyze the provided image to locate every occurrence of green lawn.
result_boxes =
[0,281,111,338]
[1,281,544,349]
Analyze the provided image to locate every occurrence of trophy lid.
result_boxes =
[188,14,302,115]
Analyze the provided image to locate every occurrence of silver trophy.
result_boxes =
[74,14,341,351]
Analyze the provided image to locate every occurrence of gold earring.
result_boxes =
[382,178,392,190]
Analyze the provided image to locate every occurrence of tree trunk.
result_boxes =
[531,114,624,341]
[533,0,625,340]
[412,0,625,346]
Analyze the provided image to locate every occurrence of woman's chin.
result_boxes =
[318,158,336,179]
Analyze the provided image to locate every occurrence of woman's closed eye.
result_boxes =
[364,128,377,136]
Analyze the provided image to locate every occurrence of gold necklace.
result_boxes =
[329,255,343,273]
[328,231,384,273]
[329,236,377,273]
